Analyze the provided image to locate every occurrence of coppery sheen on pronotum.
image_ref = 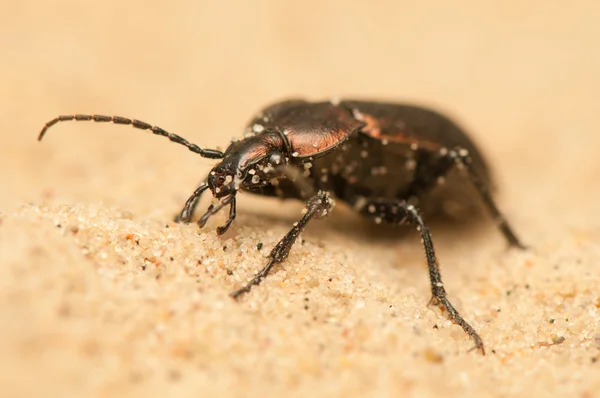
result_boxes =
[38,98,525,354]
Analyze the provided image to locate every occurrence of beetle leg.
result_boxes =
[359,198,485,354]
[409,147,525,249]
[198,195,235,228]
[216,196,237,235]
[175,181,210,223]
[449,148,524,248]
[230,191,334,299]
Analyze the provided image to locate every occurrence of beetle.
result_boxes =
[38,99,525,354]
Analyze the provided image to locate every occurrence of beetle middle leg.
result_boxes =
[359,198,485,354]
[230,190,334,300]
[408,147,525,249]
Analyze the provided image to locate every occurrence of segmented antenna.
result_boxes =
[38,114,224,159]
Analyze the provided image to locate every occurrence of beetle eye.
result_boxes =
[209,172,227,188]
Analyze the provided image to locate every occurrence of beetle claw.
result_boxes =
[217,224,230,235]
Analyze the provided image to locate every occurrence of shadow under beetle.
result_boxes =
[38,99,525,354]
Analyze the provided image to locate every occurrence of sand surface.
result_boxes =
[2,1,600,397]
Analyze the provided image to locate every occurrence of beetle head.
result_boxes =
[197,132,289,233]
[207,131,289,198]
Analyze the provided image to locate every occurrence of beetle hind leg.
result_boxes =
[360,198,485,354]
[408,147,525,249]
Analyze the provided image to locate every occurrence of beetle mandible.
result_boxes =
[38,99,525,354]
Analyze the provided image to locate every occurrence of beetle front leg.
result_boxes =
[175,180,210,223]
[410,147,525,249]
[230,191,334,300]
[360,198,485,354]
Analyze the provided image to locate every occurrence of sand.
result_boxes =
[1,1,600,397]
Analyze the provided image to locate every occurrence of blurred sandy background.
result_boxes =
[1,1,600,397]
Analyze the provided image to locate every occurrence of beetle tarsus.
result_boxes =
[428,296,485,355]
[230,191,333,300]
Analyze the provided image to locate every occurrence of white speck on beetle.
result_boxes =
[353,196,367,211]
[410,143,418,150]
[292,151,299,157]
[368,204,376,213]
[225,175,233,183]
[440,147,448,156]
[459,148,469,157]
[352,109,365,122]
[251,175,260,184]
[248,169,256,175]
[381,139,389,145]
[252,124,264,133]
[312,141,318,148]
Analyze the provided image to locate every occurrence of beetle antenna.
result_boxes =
[38,114,224,159]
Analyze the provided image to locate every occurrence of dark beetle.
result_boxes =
[38,99,524,354]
